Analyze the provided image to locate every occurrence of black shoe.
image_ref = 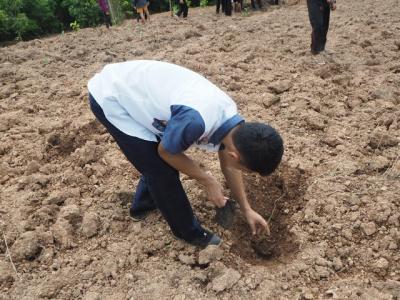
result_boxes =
[188,229,222,248]
[129,195,157,221]
[129,207,157,222]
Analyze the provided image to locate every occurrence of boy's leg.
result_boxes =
[130,176,156,217]
[89,94,204,242]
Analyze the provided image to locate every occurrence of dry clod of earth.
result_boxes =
[268,80,293,94]
[210,268,241,292]
[361,222,377,236]
[81,212,101,238]
[11,231,42,262]
[198,245,223,265]
[178,254,196,265]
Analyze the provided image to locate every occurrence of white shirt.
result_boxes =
[88,60,243,153]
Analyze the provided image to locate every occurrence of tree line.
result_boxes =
[0,0,208,43]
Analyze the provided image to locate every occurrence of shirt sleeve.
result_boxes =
[161,105,205,154]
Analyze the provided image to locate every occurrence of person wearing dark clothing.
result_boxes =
[176,0,189,18]
[98,0,112,28]
[216,0,232,16]
[250,0,262,10]
[307,0,336,54]
[216,0,225,14]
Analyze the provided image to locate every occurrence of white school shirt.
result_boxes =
[87,60,244,153]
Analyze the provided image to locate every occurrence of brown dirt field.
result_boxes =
[1,0,400,299]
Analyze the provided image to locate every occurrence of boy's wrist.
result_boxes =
[241,205,252,214]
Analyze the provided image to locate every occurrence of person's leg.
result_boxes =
[136,8,145,23]
[88,94,205,242]
[176,0,183,17]
[322,3,330,51]
[216,0,221,13]
[183,0,189,18]
[102,12,109,28]
[307,0,325,54]
[106,12,112,28]
[221,0,226,13]
[225,0,232,15]
[144,6,150,21]
[130,176,156,218]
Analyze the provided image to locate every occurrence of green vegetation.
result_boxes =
[0,0,214,43]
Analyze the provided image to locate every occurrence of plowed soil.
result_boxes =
[1,0,399,299]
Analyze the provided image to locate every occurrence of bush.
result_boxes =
[13,12,40,39]
[61,0,101,27]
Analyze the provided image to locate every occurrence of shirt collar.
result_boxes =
[209,114,244,145]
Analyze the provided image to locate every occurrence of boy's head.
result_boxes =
[232,122,284,176]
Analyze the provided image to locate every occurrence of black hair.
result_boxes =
[232,122,284,176]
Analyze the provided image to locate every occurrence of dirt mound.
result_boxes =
[229,164,308,264]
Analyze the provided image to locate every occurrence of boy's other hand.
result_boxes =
[244,209,270,236]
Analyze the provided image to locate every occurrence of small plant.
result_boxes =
[70,21,80,31]
[241,7,249,17]
[172,4,179,14]
[200,0,208,7]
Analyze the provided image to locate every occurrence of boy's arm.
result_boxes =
[218,150,270,235]
[158,143,227,207]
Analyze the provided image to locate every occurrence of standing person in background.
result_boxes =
[176,0,189,18]
[98,0,112,28]
[250,0,262,10]
[216,0,232,16]
[133,0,150,23]
[216,0,226,14]
[307,0,337,55]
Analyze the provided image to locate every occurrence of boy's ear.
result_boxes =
[227,150,240,162]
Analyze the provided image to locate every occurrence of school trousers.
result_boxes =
[89,94,204,241]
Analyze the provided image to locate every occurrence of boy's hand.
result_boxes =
[244,209,270,236]
[204,176,227,208]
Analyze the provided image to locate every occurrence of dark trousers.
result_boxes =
[102,12,112,28]
[176,0,189,18]
[307,0,330,53]
[216,0,232,15]
[251,0,262,9]
[89,94,204,241]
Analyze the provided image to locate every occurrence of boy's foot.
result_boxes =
[188,229,222,248]
[129,207,157,222]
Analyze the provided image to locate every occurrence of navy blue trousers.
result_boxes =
[89,94,204,241]
[307,0,330,53]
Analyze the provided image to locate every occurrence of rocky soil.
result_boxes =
[0,0,399,299]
